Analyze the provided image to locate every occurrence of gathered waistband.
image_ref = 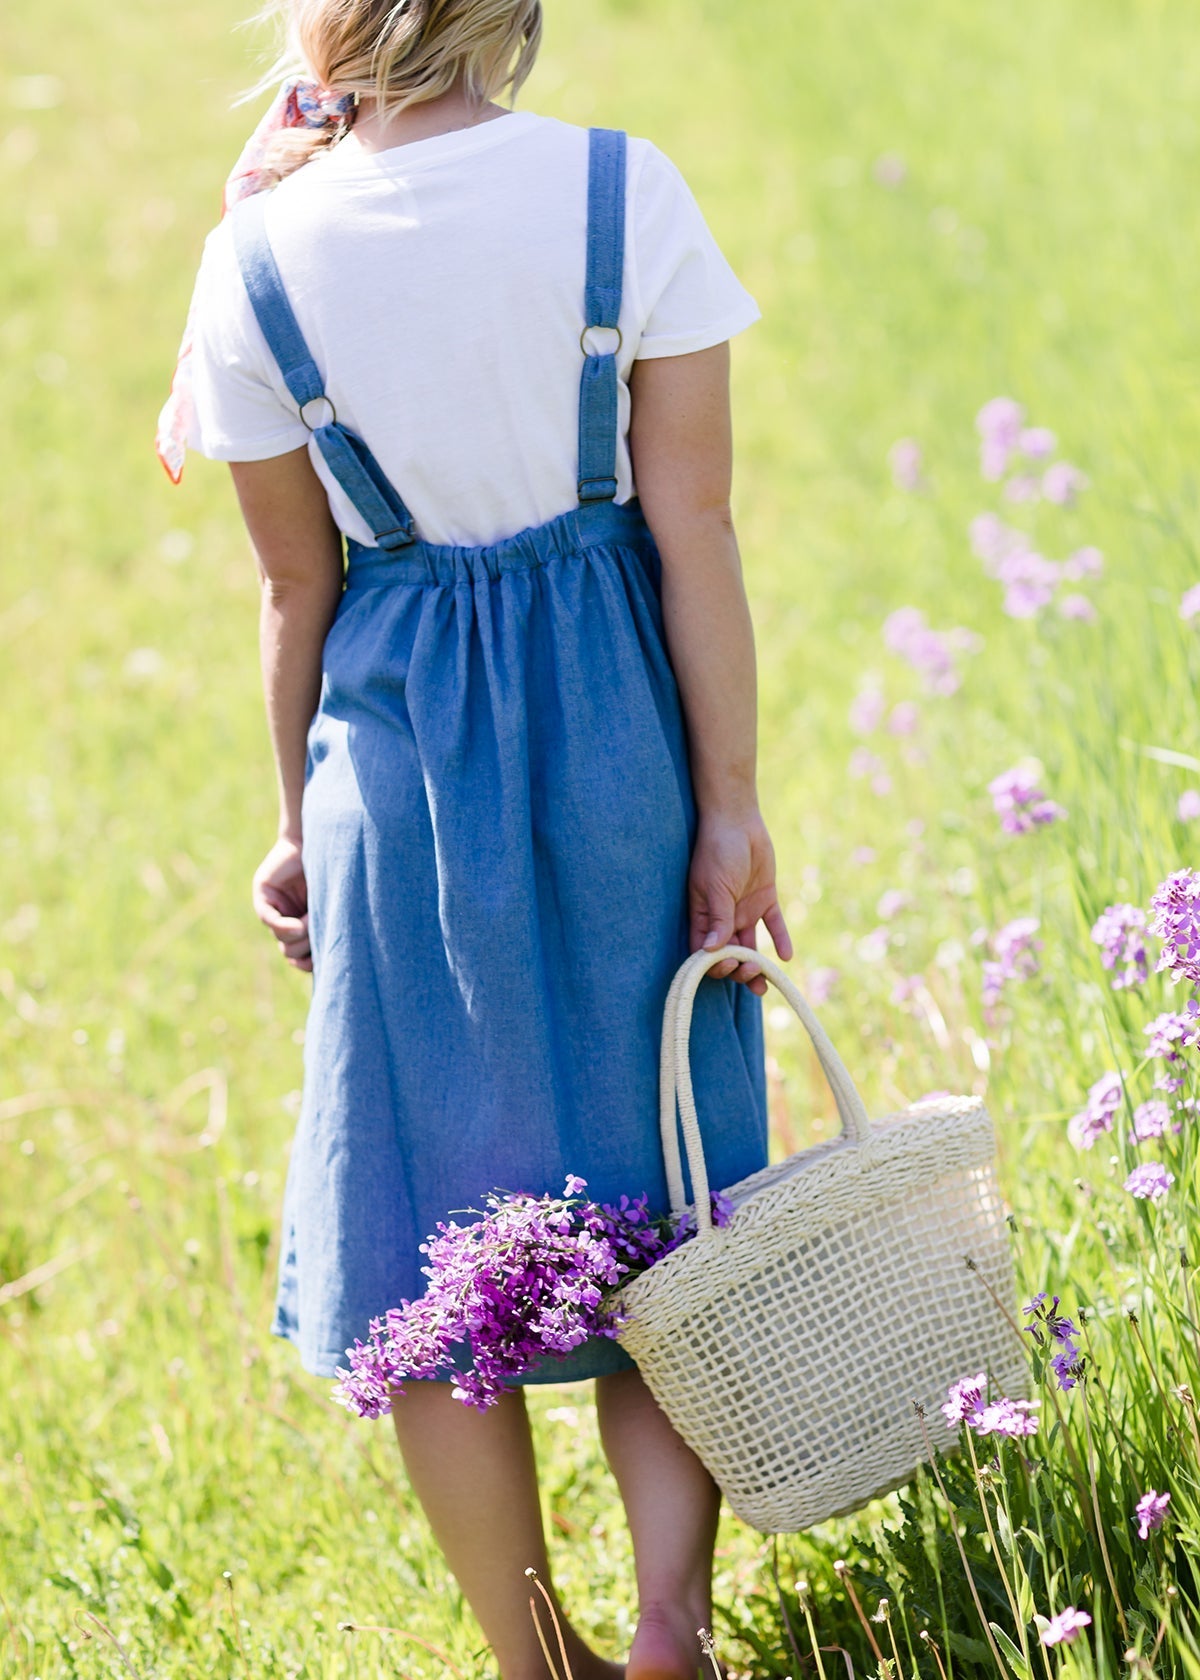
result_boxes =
[344,498,656,591]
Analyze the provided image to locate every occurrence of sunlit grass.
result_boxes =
[4,0,1200,1673]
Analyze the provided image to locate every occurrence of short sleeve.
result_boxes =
[183,219,311,462]
[628,141,761,360]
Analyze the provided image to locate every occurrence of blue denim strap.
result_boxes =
[231,193,416,550]
[577,128,627,505]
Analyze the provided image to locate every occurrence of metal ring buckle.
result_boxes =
[299,394,337,431]
[579,324,623,358]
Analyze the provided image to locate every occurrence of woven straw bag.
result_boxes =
[615,944,1025,1534]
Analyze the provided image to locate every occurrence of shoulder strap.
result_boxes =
[577,128,627,505]
[230,193,416,550]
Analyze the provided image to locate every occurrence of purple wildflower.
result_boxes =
[1005,581,1055,618]
[882,606,966,696]
[1058,593,1097,622]
[805,967,840,1006]
[332,1184,678,1416]
[849,683,887,734]
[969,512,1027,566]
[1090,902,1149,990]
[564,1174,588,1197]
[1145,1011,1197,1056]
[1144,1012,1196,1094]
[1003,473,1042,504]
[877,889,911,921]
[976,397,1025,480]
[1068,1071,1123,1150]
[1063,546,1103,581]
[712,1191,734,1228]
[983,546,1062,620]
[888,700,921,736]
[1019,426,1057,459]
[1050,1347,1083,1391]
[1042,462,1088,505]
[1041,1609,1091,1648]
[889,438,924,492]
[1011,583,1055,625]
[981,917,1042,1015]
[942,1372,987,1428]
[858,926,891,963]
[1133,1100,1171,1141]
[1135,1489,1170,1540]
[988,764,1066,835]
[1023,1292,1079,1344]
[1151,869,1200,989]
[1024,1292,1084,1388]
[1125,1162,1174,1203]
[849,747,884,780]
[668,1190,738,1247]
[973,1397,1040,1438]
[1180,584,1200,622]
[1178,791,1200,822]
[891,975,924,1012]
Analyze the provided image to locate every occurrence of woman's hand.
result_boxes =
[688,811,793,995]
[252,837,312,973]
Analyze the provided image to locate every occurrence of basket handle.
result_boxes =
[660,944,872,1236]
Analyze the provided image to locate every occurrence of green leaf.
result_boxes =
[1016,1574,1037,1625]
[46,1573,92,1601]
[944,1629,994,1665]
[990,1623,1031,1680]
[142,1552,175,1591]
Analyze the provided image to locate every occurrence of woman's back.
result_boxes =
[184,111,758,546]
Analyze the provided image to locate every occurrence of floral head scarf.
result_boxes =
[155,78,355,483]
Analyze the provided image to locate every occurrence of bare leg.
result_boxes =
[391,1382,622,1680]
[595,1370,721,1680]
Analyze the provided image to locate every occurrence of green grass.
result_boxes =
[5,0,1200,1674]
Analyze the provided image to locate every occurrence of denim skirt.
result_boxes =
[271,498,768,1380]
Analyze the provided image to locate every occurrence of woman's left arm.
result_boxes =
[229,447,345,970]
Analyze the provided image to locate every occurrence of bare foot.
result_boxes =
[555,1631,625,1680]
[626,1603,711,1680]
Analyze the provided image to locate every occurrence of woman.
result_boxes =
[162,2,791,1674]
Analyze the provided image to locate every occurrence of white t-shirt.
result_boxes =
[184,109,760,547]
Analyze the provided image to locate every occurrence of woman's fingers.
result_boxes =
[763,898,793,964]
[731,922,766,994]
[696,880,739,978]
[251,839,312,972]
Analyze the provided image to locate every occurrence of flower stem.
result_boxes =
[1078,1378,1129,1640]
[919,1628,950,1680]
[796,1579,829,1680]
[833,1560,884,1665]
[963,1432,1030,1669]
[913,1405,1014,1680]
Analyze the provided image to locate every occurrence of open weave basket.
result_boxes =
[615,944,1025,1534]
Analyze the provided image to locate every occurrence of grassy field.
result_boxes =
[5,0,1200,1673]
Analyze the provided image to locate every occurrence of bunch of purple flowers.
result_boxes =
[334,1178,731,1417]
[1022,1292,1085,1391]
[987,764,1066,835]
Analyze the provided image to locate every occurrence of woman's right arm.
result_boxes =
[228,446,345,973]
[628,341,792,993]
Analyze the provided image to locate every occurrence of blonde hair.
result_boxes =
[244,0,543,186]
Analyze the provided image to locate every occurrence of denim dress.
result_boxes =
[231,128,768,1382]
